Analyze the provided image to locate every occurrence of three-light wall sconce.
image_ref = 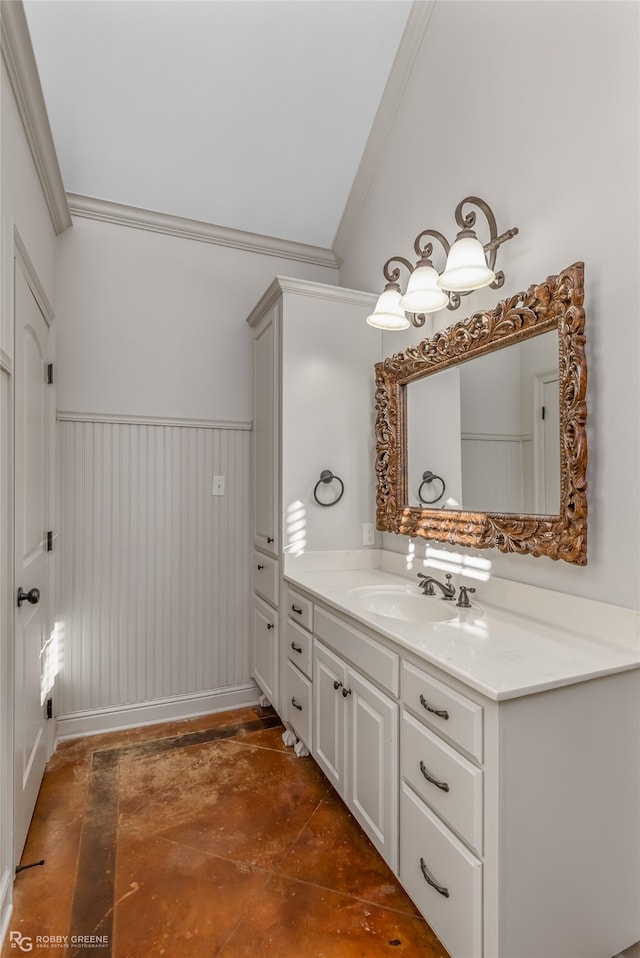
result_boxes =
[366,196,519,331]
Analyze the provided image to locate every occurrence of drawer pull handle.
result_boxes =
[333,680,343,691]
[419,761,450,792]
[420,858,450,898]
[419,694,449,720]
[291,605,303,615]
[257,564,264,570]
[342,687,352,698]
[291,697,303,711]
[267,622,274,630]
[291,642,302,654]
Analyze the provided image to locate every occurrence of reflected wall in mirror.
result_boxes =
[375,262,587,565]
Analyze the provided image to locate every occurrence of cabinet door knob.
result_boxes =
[257,564,264,570]
[267,536,274,544]
[333,680,342,691]
[419,858,449,898]
[419,693,449,720]
[341,686,352,698]
[267,622,274,630]
[291,696,303,711]
[419,761,450,792]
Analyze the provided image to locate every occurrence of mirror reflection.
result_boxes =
[406,330,560,514]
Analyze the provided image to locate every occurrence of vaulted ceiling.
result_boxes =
[23,0,413,250]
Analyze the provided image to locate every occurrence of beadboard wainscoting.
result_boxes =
[461,434,530,514]
[56,414,257,737]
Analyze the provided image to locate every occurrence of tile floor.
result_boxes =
[3,706,450,958]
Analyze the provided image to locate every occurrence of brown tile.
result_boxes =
[276,789,421,917]
[217,873,449,958]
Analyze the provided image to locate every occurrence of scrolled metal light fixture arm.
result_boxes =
[454,195,519,291]
[373,196,519,328]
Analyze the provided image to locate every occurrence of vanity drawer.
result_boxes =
[402,711,483,855]
[403,661,483,762]
[401,783,482,958]
[314,607,399,696]
[286,587,313,633]
[286,660,312,750]
[286,618,312,680]
[253,551,279,608]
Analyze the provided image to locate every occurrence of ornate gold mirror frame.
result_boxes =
[374,262,587,565]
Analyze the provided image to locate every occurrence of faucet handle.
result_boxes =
[456,585,476,608]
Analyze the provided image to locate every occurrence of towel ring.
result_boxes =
[313,469,344,507]
[418,471,446,505]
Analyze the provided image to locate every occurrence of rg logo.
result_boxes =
[9,932,33,952]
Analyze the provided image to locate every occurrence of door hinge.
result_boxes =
[47,531,53,552]
[46,698,53,719]
[47,363,54,385]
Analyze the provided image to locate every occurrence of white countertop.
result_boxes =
[283,553,640,701]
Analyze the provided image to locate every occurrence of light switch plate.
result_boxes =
[212,475,225,496]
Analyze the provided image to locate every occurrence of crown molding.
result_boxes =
[246,275,377,328]
[14,226,55,325]
[0,1,71,235]
[332,0,435,259]
[66,193,341,269]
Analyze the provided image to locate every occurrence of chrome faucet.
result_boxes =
[417,572,456,600]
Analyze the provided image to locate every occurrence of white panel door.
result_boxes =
[252,307,279,556]
[347,667,398,871]
[313,641,346,795]
[251,596,277,704]
[13,264,51,864]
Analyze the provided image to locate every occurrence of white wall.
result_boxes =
[337,0,640,609]
[55,217,339,422]
[53,215,343,731]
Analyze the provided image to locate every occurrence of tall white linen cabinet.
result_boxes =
[247,277,378,741]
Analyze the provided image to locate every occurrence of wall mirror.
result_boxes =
[374,262,587,565]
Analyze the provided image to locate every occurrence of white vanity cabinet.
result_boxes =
[400,660,484,958]
[282,566,640,958]
[400,655,640,958]
[284,586,314,751]
[249,303,280,707]
[313,607,399,872]
[247,277,378,717]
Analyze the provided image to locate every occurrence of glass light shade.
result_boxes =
[438,233,495,292]
[366,287,410,330]
[399,264,449,314]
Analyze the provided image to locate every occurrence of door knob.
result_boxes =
[17,587,40,608]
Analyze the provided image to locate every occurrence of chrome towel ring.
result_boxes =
[313,469,344,507]
[418,471,446,505]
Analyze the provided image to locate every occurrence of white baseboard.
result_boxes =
[55,683,261,742]
[0,867,13,952]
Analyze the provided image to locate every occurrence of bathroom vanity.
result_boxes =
[282,554,640,958]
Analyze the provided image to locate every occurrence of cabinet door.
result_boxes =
[252,307,279,556]
[313,641,347,795]
[252,595,278,704]
[347,668,399,872]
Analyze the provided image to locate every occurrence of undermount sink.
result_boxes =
[352,585,459,623]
